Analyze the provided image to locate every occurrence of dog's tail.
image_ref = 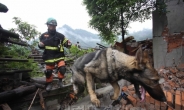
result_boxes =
[70,67,85,95]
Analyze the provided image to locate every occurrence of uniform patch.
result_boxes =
[44,34,49,37]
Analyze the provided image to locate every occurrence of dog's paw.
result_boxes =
[110,95,119,100]
[91,98,101,107]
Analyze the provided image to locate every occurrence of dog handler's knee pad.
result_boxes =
[45,69,53,78]
[58,66,66,75]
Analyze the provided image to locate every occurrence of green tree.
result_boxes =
[83,0,167,53]
[10,17,41,48]
[69,45,94,58]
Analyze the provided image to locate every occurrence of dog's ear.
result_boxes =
[135,47,143,63]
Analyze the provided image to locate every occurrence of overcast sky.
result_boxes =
[0,0,152,34]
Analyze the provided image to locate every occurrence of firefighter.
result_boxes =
[38,17,72,91]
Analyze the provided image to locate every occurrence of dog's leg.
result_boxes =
[110,81,120,100]
[73,83,78,94]
[86,72,100,107]
[71,78,78,94]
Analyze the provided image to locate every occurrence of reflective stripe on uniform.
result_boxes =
[59,38,68,52]
[45,46,58,50]
[63,38,68,44]
[45,57,65,63]
[60,45,64,52]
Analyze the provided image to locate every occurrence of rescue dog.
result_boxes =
[71,47,166,107]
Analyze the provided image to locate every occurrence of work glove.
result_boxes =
[38,42,44,47]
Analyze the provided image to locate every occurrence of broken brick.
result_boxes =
[154,100,161,110]
[167,80,176,88]
[182,101,184,110]
[169,68,178,73]
[145,92,150,104]
[161,102,166,106]
[163,83,171,90]
[129,91,135,96]
[177,63,184,69]
[128,85,134,90]
[168,107,173,110]
[181,80,184,85]
[166,91,173,104]
[160,102,167,110]
[182,91,184,101]
[175,90,182,110]
[148,104,155,110]
[125,104,133,110]
[170,89,175,94]
[149,97,155,104]
[122,86,128,91]
[144,103,150,110]
[127,95,137,106]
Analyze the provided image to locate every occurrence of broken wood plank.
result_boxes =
[29,54,42,56]
[0,58,29,62]
[28,56,42,58]
[0,85,37,104]
[28,88,39,110]
[33,59,43,61]
[0,69,32,75]
[20,81,45,89]
[38,90,45,110]
[1,38,27,46]
[0,28,19,39]
[30,78,47,85]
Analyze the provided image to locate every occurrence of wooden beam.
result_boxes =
[6,38,27,46]
[29,54,42,56]
[0,85,37,104]
[20,81,45,89]
[0,28,19,39]
[28,56,42,58]
[0,69,32,75]
[0,58,29,62]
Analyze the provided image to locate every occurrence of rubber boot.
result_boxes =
[46,82,52,91]
[58,79,63,88]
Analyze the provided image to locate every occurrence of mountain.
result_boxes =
[57,25,152,48]
[57,25,101,48]
[31,25,152,49]
[125,29,152,41]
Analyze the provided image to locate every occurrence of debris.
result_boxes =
[0,85,37,104]
[20,81,45,89]
[38,90,45,110]
[28,88,39,110]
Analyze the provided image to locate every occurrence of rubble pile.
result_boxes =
[158,66,184,110]
[118,66,184,110]
[118,85,167,110]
